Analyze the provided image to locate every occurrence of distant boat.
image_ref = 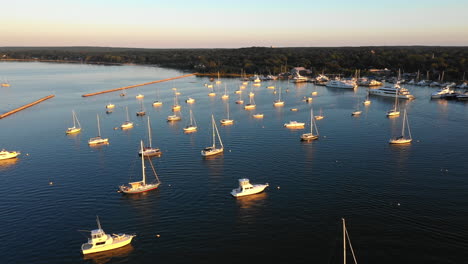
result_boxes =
[386,89,400,117]
[153,87,162,106]
[351,100,362,116]
[326,79,357,89]
[291,74,308,83]
[363,92,371,105]
[369,82,415,99]
[201,114,224,157]
[301,108,319,141]
[183,109,198,133]
[136,99,146,116]
[121,106,134,129]
[88,114,109,145]
[215,71,222,84]
[136,94,144,99]
[253,113,264,118]
[81,216,135,255]
[431,86,455,99]
[221,84,229,100]
[106,103,115,109]
[172,89,181,111]
[273,87,284,107]
[66,110,82,134]
[284,121,305,128]
[231,178,269,197]
[139,116,162,156]
[120,140,161,194]
[314,109,324,120]
[389,109,412,144]
[235,90,244,104]
[185,97,195,104]
[244,95,256,110]
[0,149,20,160]
[167,112,181,122]
[1,79,10,87]
[220,101,234,125]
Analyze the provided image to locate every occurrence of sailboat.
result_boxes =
[88,114,109,145]
[314,108,324,120]
[167,111,181,121]
[389,109,412,144]
[208,85,216,97]
[221,84,229,100]
[119,140,161,194]
[235,89,244,104]
[220,101,234,125]
[81,216,135,254]
[66,110,82,134]
[183,109,198,132]
[273,86,284,107]
[244,95,256,110]
[136,93,144,99]
[351,100,362,116]
[139,116,162,156]
[341,218,358,264]
[216,71,222,85]
[363,91,371,105]
[136,99,146,116]
[386,88,400,117]
[121,106,134,129]
[172,89,181,111]
[301,108,319,141]
[201,114,224,157]
[153,86,163,106]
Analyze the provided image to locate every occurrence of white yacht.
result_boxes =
[0,149,20,160]
[431,87,455,99]
[231,178,269,197]
[368,83,415,99]
[284,121,305,128]
[326,79,357,89]
[135,94,144,99]
[292,74,308,83]
[81,217,135,255]
[66,110,82,134]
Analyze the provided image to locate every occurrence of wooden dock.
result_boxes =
[81,73,197,97]
[0,95,55,119]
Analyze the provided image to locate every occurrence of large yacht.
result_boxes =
[326,79,357,89]
[368,83,415,99]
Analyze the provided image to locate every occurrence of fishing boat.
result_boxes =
[386,90,400,117]
[273,87,284,107]
[121,106,134,129]
[106,103,115,109]
[389,109,412,144]
[221,84,229,100]
[284,121,305,128]
[230,178,269,197]
[88,115,109,145]
[136,100,146,116]
[201,114,224,157]
[139,116,162,156]
[220,101,234,125]
[135,94,144,99]
[0,149,20,160]
[314,109,324,120]
[120,140,161,193]
[253,113,264,118]
[81,216,135,255]
[301,109,319,141]
[183,109,198,132]
[153,87,162,106]
[66,110,82,134]
[244,96,256,110]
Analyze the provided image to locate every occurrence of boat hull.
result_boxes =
[88,137,109,145]
[231,184,269,197]
[369,91,414,99]
[139,148,162,157]
[389,138,412,144]
[119,183,160,194]
[66,127,81,134]
[201,148,223,157]
[82,235,134,254]
[0,151,20,160]
[301,133,318,141]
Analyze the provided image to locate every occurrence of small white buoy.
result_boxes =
[168,184,171,187]
[26,153,30,156]
[49,181,53,185]
[229,150,232,152]
[277,186,280,189]
[397,203,400,206]
[156,234,161,238]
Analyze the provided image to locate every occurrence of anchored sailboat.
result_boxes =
[301,108,319,141]
[119,140,161,194]
[139,116,162,156]
[121,106,134,129]
[221,84,229,100]
[220,101,234,125]
[136,99,146,116]
[273,87,284,107]
[386,86,400,117]
[153,86,163,106]
[389,109,412,144]
[183,109,198,132]
[88,114,109,145]
[244,95,256,110]
[172,89,181,111]
[66,110,82,134]
[201,114,224,157]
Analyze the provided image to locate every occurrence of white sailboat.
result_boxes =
[139,116,162,156]
[363,92,371,105]
[341,218,358,264]
[106,103,115,109]
[172,89,181,111]
[183,109,198,132]
[119,140,161,194]
[153,86,163,106]
[389,109,412,144]
[136,99,146,116]
[273,87,284,107]
[81,216,135,255]
[386,90,400,117]
[201,114,224,157]
[121,106,134,129]
[88,115,109,145]
[221,84,229,100]
[220,101,234,125]
[235,89,244,104]
[66,110,82,134]
[301,108,319,141]
[244,95,256,110]
[167,111,181,121]
[314,108,324,120]
[351,100,362,116]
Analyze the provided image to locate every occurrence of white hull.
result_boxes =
[82,234,134,255]
[220,119,234,125]
[231,182,269,197]
[88,137,109,145]
[301,133,318,141]
[284,121,305,128]
[201,147,223,157]
[66,127,81,134]
[369,90,415,99]
[183,126,197,132]
[0,150,20,160]
[389,138,412,144]
[139,147,162,156]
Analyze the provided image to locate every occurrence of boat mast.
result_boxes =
[97,215,102,230]
[214,116,223,148]
[75,111,81,128]
[226,101,230,119]
[401,109,406,137]
[343,218,346,264]
[125,106,130,122]
[310,108,313,134]
[211,115,216,148]
[97,114,101,137]
[406,110,412,139]
[140,140,146,185]
[147,116,153,148]
[72,110,77,128]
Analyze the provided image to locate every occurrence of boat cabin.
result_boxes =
[89,229,107,245]
[238,178,254,190]
[129,181,143,189]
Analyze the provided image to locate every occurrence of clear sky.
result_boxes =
[2,0,467,48]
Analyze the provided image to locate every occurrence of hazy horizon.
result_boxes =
[2,0,468,48]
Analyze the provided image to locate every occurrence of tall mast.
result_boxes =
[227,102,230,119]
[214,116,224,148]
[140,140,146,185]
[72,110,76,127]
[125,106,130,122]
[279,86,282,101]
[343,218,346,264]
[147,116,152,148]
[211,115,216,148]
[97,114,101,137]
[402,109,406,137]
[310,108,313,134]
[407,111,412,140]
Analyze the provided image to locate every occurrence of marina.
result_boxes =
[1,62,468,263]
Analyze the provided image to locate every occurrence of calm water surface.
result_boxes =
[1,62,467,264]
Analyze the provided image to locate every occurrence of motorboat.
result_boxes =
[326,79,357,89]
[0,149,20,160]
[352,110,362,116]
[431,87,455,99]
[106,103,115,109]
[284,121,305,128]
[81,217,135,255]
[368,83,415,99]
[231,178,269,197]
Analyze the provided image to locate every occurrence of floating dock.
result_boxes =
[81,73,197,97]
[0,95,55,119]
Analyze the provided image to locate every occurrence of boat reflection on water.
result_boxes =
[83,244,134,264]
[236,192,267,209]
[0,158,19,171]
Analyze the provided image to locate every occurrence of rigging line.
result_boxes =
[345,227,358,264]
[147,157,160,183]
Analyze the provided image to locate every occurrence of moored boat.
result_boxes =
[231,178,269,197]
[0,149,20,160]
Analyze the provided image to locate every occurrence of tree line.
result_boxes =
[1,46,467,80]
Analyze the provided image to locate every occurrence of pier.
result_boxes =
[0,95,55,119]
[81,73,197,97]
